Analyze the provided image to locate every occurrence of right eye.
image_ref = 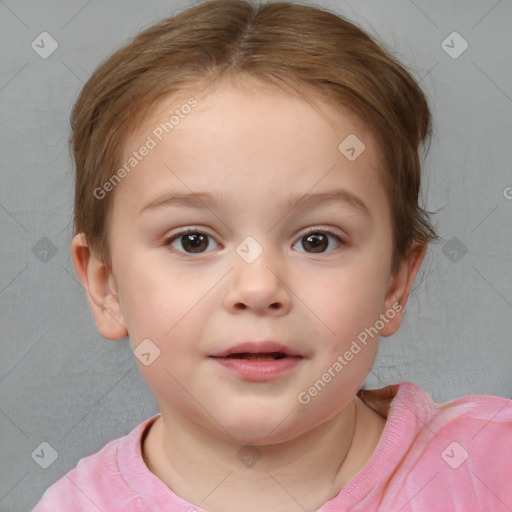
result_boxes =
[163,230,220,254]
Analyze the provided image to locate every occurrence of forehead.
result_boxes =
[113,80,388,220]
[125,77,379,160]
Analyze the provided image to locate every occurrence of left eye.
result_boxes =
[165,231,219,254]
[292,231,343,253]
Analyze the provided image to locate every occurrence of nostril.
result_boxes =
[235,302,282,310]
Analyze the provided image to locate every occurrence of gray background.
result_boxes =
[1,0,511,510]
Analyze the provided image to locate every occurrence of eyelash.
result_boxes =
[163,227,346,255]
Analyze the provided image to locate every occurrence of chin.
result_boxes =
[211,409,308,446]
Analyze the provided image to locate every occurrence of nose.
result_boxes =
[223,247,292,316]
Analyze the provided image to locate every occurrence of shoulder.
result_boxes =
[362,380,512,433]
[403,382,512,448]
[349,382,512,510]
[31,417,156,512]
[388,382,512,509]
[382,381,512,466]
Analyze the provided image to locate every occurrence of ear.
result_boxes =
[70,233,128,340]
[380,243,427,337]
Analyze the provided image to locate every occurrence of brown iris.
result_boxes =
[181,233,209,253]
[301,233,328,253]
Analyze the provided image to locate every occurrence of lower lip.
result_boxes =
[211,356,303,381]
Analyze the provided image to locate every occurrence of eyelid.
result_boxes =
[292,226,347,254]
[294,225,346,242]
[164,225,217,239]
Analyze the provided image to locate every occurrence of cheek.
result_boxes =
[115,254,189,332]
[302,260,390,328]
[117,261,215,359]
[124,279,208,407]
[292,262,390,378]
[118,272,167,337]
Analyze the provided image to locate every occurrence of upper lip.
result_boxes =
[210,341,303,358]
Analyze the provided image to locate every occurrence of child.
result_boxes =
[33,0,512,510]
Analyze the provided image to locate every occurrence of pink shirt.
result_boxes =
[32,381,512,511]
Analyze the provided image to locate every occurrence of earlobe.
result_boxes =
[380,243,427,337]
[70,233,128,340]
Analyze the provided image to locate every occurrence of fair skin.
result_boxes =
[71,79,425,512]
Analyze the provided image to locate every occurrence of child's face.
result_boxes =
[97,81,416,442]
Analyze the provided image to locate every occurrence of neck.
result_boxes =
[142,398,382,512]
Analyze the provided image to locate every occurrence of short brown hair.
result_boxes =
[71,0,438,273]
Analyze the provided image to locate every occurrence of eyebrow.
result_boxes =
[139,189,371,218]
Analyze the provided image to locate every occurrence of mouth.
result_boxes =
[209,341,303,359]
[209,341,303,381]
[222,352,290,360]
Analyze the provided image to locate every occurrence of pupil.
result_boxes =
[303,233,327,253]
[183,233,208,253]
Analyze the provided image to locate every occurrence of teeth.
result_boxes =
[229,352,286,360]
